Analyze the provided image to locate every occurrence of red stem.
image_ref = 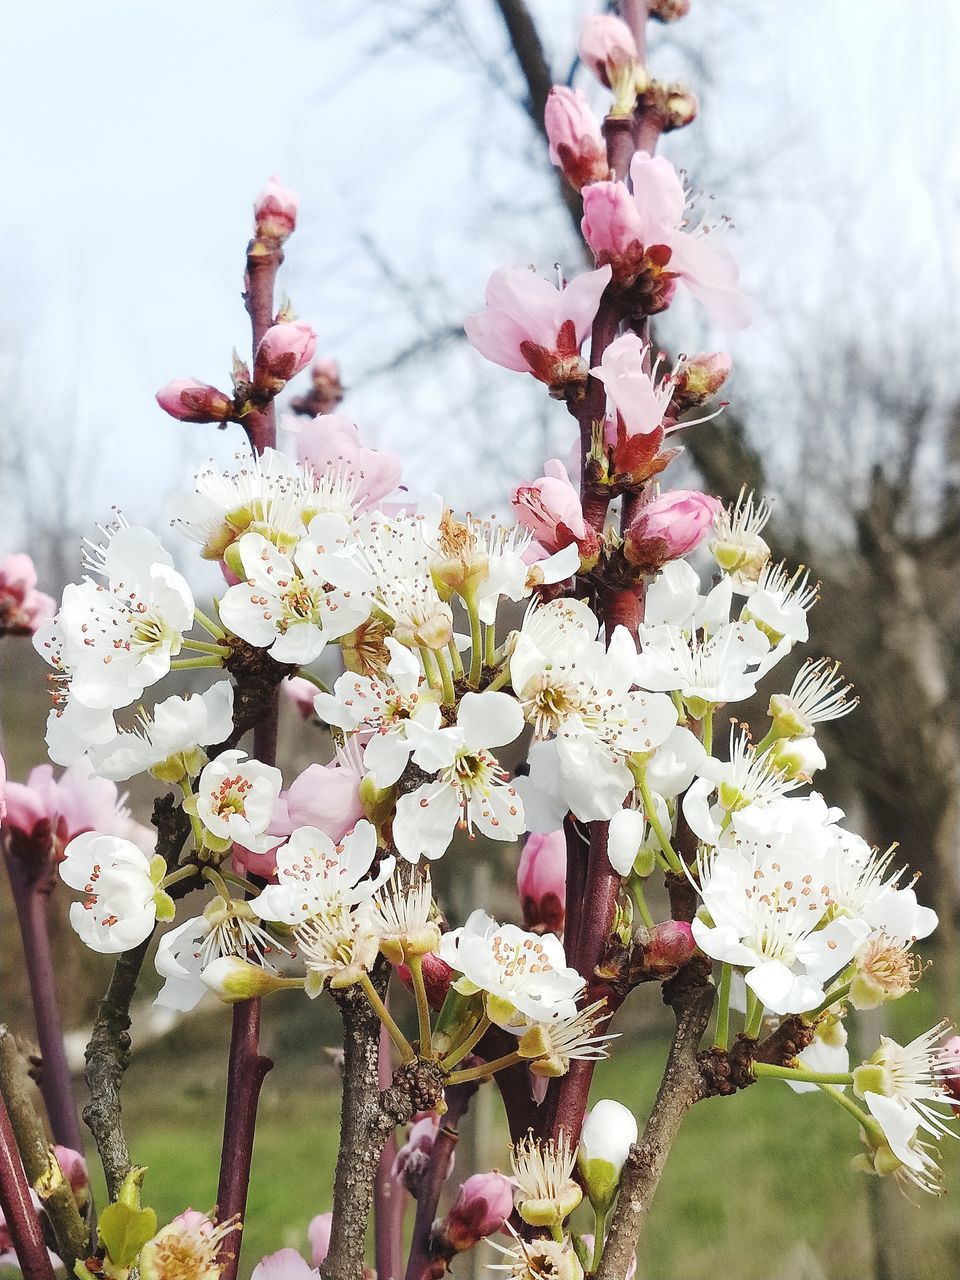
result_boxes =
[215,230,282,1280]
[3,850,83,1152]
[375,1024,405,1280]
[0,1092,56,1280]
[403,1085,474,1280]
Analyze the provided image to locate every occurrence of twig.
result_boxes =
[0,1028,88,1272]
[3,842,82,1150]
[595,980,714,1280]
[0,1089,55,1280]
[374,1024,405,1280]
[403,1082,476,1280]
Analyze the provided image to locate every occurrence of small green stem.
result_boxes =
[359,974,416,1064]
[671,690,685,720]
[637,773,683,873]
[219,868,263,896]
[182,638,232,656]
[484,623,496,669]
[549,1223,565,1245]
[714,963,732,1051]
[592,1207,609,1272]
[744,989,765,1039]
[804,980,853,1020]
[466,594,484,687]
[203,866,232,902]
[194,605,227,640]
[447,637,464,680]
[630,880,655,929]
[484,663,512,693]
[171,655,225,670]
[445,1050,523,1085]
[818,1084,883,1140]
[408,955,434,1060]
[754,727,778,755]
[701,707,714,756]
[441,1014,491,1071]
[434,648,456,707]
[160,864,201,891]
[294,669,332,695]
[752,1062,853,1085]
[419,646,442,693]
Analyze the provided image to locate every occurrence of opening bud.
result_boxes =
[578,1099,637,1211]
[156,379,234,424]
[254,175,299,244]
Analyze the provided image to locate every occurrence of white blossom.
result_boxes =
[59,832,170,953]
[194,750,283,852]
[90,680,234,781]
[251,820,391,925]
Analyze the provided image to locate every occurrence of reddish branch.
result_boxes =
[215,228,282,1280]
[403,1082,476,1280]
[0,1090,55,1280]
[2,843,82,1151]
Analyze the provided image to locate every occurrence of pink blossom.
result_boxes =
[0,555,55,636]
[254,176,299,244]
[582,154,749,326]
[392,1112,452,1194]
[285,749,364,844]
[251,1248,320,1280]
[283,413,402,511]
[517,830,566,935]
[231,792,291,880]
[512,459,586,555]
[578,14,638,90]
[591,334,672,439]
[254,322,318,394]
[282,675,319,720]
[308,1213,332,1267]
[5,759,134,861]
[624,489,721,571]
[544,86,609,191]
[156,378,234,424]
[53,1146,89,1210]
[434,1172,515,1254]
[464,264,612,393]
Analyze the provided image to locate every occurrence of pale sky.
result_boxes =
[2,0,959,575]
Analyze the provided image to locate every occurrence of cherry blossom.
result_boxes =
[59,832,172,953]
[193,750,283,853]
[90,680,234,782]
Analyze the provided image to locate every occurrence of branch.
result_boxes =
[0,1028,88,1273]
[0,1089,55,1280]
[403,1082,476,1280]
[595,979,714,1280]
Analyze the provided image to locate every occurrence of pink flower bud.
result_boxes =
[670,352,731,414]
[517,831,566,935]
[254,176,299,244]
[253,322,318,394]
[53,1146,89,1210]
[308,1213,332,1267]
[512,460,586,555]
[282,675,318,720]
[624,490,721,572]
[156,378,234,424]
[393,1113,452,1195]
[433,1172,514,1255]
[397,952,456,1012]
[544,86,609,191]
[650,0,691,20]
[581,182,647,283]
[641,920,696,974]
[943,1036,960,1110]
[285,755,364,844]
[0,555,55,636]
[251,1248,320,1279]
[578,15,638,90]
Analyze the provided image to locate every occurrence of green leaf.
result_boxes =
[98,1201,158,1267]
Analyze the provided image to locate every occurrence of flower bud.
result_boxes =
[393,1113,452,1196]
[640,919,696,974]
[512,459,587,557]
[578,16,643,113]
[578,1099,637,1211]
[156,379,234,424]
[0,555,55,637]
[254,176,299,244]
[282,675,320,720]
[623,490,721,572]
[650,0,691,19]
[308,1212,332,1267]
[253,322,318,395]
[670,352,731,414]
[200,956,294,1003]
[53,1146,90,1211]
[663,85,699,130]
[431,1172,514,1255]
[545,86,610,191]
[517,830,566,935]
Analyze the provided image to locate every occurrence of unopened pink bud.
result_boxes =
[53,1146,89,1210]
[650,0,691,20]
[545,86,609,191]
[393,1113,451,1195]
[664,85,699,129]
[398,952,456,1012]
[156,378,234,424]
[578,15,638,90]
[512,459,586,555]
[943,1035,960,1109]
[517,830,566,935]
[254,176,299,244]
[624,490,721,571]
[282,676,318,721]
[308,1212,332,1267]
[642,920,696,974]
[434,1172,514,1255]
[253,322,318,394]
[0,554,55,636]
